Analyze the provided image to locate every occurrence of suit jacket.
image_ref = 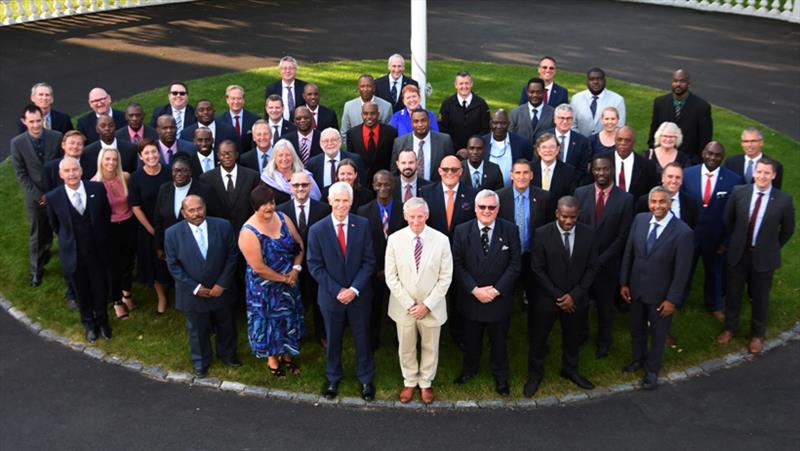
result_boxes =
[723,154,784,190]
[215,109,260,152]
[264,79,308,118]
[45,182,111,275]
[199,165,261,233]
[146,139,197,169]
[438,94,491,150]
[188,151,218,181]
[509,103,555,144]
[42,154,97,193]
[392,176,430,203]
[519,81,569,107]
[346,123,398,184]
[10,129,63,200]
[150,104,197,129]
[571,88,626,137]
[682,164,743,251]
[497,185,552,250]
[83,139,138,174]
[575,184,633,269]
[635,191,700,230]
[153,180,220,252]
[164,217,238,312]
[421,182,477,237]
[311,104,339,131]
[276,199,331,254]
[452,218,521,321]
[77,109,126,144]
[390,131,455,182]
[340,96,394,138]
[532,160,576,203]
[531,221,598,308]
[385,225,452,327]
[17,109,73,135]
[724,184,795,272]
[180,121,238,151]
[306,214,376,312]
[619,152,659,200]
[460,160,504,191]
[620,212,694,306]
[115,125,158,144]
[375,74,419,112]
[307,150,366,189]
[648,92,712,162]
[481,132,533,163]
[541,128,591,183]
[284,129,323,162]
[356,198,406,271]
[265,119,297,142]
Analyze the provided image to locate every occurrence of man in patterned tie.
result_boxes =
[374,53,419,113]
[459,136,504,191]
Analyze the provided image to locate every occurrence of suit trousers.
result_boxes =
[629,298,673,375]
[108,217,137,302]
[528,304,583,378]
[396,320,441,388]
[184,306,238,370]
[370,275,388,350]
[518,253,536,309]
[583,263,619,347]
[724,249,774,338]
[462,317,511,381]
[692,247,725,312]
[25,196,52,276]
[300,273,325,341]
[70,258,109,331]
[321,302,375,384]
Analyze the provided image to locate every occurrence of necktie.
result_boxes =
[272,125,280,145]
[446,189,455,230]
[481,226,490,256]
[298,204,307,234]
[45,115,51,130]
[595,189,606,224]
[133,133,141,145]
[417,139,426,179]
[516,194,527,250]
[226,174,234,193]
[391,81,399,104]
[381,208,389,239]
[560,135,567,162]
[234,114,241,137]
[404,184,413,202]
[72,191,84,215]
[745,159,754,182]
[462,99,468,110]
[747,192,764,247]
[618,161,627,192]
[646,223,659,255]
[203,157,212,172]
[196,227,207,259]
[530,108,539,131]
[703,173,713,207]
[543,88,549,106]
[175,110,183,134]
[414,235,422,271]
[563,231,571,256]
[472,170,481,189]
[590,96,598,118]
[166,148,174,165]
[674,101,682,120]
[286,86,295,114]
[329,159,337,185]
[542,166,551,191]
[300,137,310,164]
[261,151,269,170]
[368,129,376,153]
[337,222,347,257]
[311,112,317,129]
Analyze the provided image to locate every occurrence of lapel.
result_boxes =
[649,216,677,255]
[345,215,357,260]
[413,229,431,280]
[485,222,505,261]
[182,221,206,261]
[554,224,571,263]
[598,187,621,227]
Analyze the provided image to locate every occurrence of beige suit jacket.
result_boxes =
[385,225,453,327]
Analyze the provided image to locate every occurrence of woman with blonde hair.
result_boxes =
[589,106,620,154]
[260,139,321,204]
[646,121,690,176]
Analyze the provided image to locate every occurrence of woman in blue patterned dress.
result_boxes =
[238,184,305,377]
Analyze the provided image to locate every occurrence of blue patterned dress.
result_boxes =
[243,212,303,358]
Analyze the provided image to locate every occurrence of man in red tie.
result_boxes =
[613,126,658,200]
[346,102,398,184]
[217,84,260,153]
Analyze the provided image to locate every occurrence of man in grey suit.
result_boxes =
[390,109,455,183]
[340,75,393,138]
[620,186,694,390]
[509,78,554,144]
[11,105,63,287]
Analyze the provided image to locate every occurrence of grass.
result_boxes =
[2,60,798,401]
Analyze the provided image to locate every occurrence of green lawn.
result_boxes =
[2,60,798,401]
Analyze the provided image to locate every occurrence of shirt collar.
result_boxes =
[702,165,720,176]
[514,186,529,199]
[331,214,348,227]
[457,93,473,106]
[188,219,207,235]
[555,222,572,235]
[221,165,238,178]
[477,220,495,232]
[650,210,674,228]
[65,181,86,197]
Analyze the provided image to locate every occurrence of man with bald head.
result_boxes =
[340,74,394,138]
[346,102,398,184]
[613,126,658,200]
[77,87,126,143]
[648,69,712,164]
[155,114,196,166]
[375,53,419,113]
[283,106,323,165]
[302,83,339,131]
[83,114,137,173]
[482,109,531,187]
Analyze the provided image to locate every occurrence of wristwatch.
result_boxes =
[292,264,303,272]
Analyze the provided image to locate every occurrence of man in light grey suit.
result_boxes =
[571,67,627,137]
[11,104,63,287]
[390,109,455,183]
[340,74,393,139]
[509,78,555,144]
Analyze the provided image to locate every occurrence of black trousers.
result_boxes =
[184,306,238,371]
[25,196,52,276]
[528,303,583,378]
[300,272,325,341]
[108,217,137,302]
[518,253,536,308]
[462,316,511,381]
[581,263,619,347]
[725,249,774,338]
[70,258,109,331]
[629,298,672,375]
[370,274,388,350]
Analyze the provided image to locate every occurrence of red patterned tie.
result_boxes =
[595,189,606,224]
[414,235,422,271]
[337,223,347,257]
[747,192,764,246]
[703,173,713,207]
[618,162,626,192]
[234,114,241,137]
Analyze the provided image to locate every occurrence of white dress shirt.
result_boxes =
[489,135,513,186]
[614,152,636,192]
[412,132,433,180]
[65,181,87,213]
[700,165,720,198]
[749,186,772,246]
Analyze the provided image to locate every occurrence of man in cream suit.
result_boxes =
[384,197,453,405]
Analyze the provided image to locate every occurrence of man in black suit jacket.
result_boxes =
[216,84,260,153]
[460,136,504,191]
[164,195,240,378]
[180,100,238,152]
[283,107,323,165]
[307,127,365,189]
[238,120,272,173]
[438,71,491,150]
[390,109,455,182]
[526,196,598,397]
[648,69,712,164]
[482,109,532,186]
[19,83,73,135]
[575,154,633,357]
[264,56,307,121]
[452,190,521,395]
[150,82,197,134]
[357,171,406,350]
[188,128,217,180]
[199,141,260,233]
[717,159,794,354]
[517,56,569,107]
[263,94,297,145]
[421,156,476,238]
[303,83,339,131]
[116,103,157,145]
[620,186,694,390]
[83,115,137,174]
[155,115,197,167]
[277,172,332,347]
[541,104,592,184]
[532,133,576,202]
[77,87,126,144]
[45,157,112,342]
[43,131,96,193]
[635,162,700,229]
[614,127,658,200]
[374,53,419,113]
[346,102,398,184]
[723,127,784,190]
[393,149,430,203]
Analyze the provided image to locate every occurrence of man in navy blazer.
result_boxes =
[283,107,323,165]
[264,56,307,121]
[620,186,694,390]
[482,109,532,187]
[682,142,743,316]
[180,100,238,151]
[77,87,126,143]
[45,157,112,343]
[154,115,197,167]
[307,182,377,401]
[517,56,569,107]
[18,83,74,135]
[302,83,339,131]
[723,127,783,190]
[116,103,158,145]
[460,136,504,191]
[164,195,240,378]
[83,115,138,174]
[374,54,419,113]
[540,104,592,184]
[307,128,365,189]
[215,84,260,153]
[150,82,197,134]
[421,156,477,238]
[532,133,576,202]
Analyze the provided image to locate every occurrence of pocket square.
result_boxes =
[717,191,727,198]
[502,245,509,251]
[89,194,95,198]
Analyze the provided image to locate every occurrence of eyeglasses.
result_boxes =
[439,167,461,173]
[540,66,555,70]
[90,96,108,103]
[291,183,310,188]
[555,116,573,122]
[476,204,498,211]
[170,91,187,96]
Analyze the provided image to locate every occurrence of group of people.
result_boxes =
[10,53,794,403]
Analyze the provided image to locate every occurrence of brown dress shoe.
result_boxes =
[748,337,764,354]
[399,386,415,403]
[716,330,735,344]
[710,311,726,323]
[420,387,434,404]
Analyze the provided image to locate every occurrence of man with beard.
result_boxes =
[571,68,626,137]
[346,102,398,184]
[393,149,430,203]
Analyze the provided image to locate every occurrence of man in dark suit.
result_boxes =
[45,157,112,342]
[180,100,238,152]
[150,82,197,135]
[264,94,297,145]
[116,103,157,145]
[391,108,455,182]
[518,56,569,107]
[155,115,197,167]
[635,162,700,229]
[682,141,744,317]
[164,195,241,378]
[375,53,419,113]
[438,71,491,151]
[238,120,273,173]
[216,84,260,153]
[18,83,73,134]
[532,133,576,202]
[575,153,633,357]
[303,83,339,131]
[510,78,555,144]
[452,190,521,396]
[11,105,63,287]
[199,140,260,233]
[264,56,307,121]
[284,107,323,165]
[723,127,784,190]
[307,182,377,401]
[421,156,477,238]
[346,102,398,184]
[393,149,430,203]
[647,69,712,164]
[83,115,137,174]
[614,127,658,200]
[620,186,694,390]
[541,104,591,184]
[460,136,504,191]
[188,128,217,180]
[357,171,406,350]
[43,131,96,196]
[277,172,332,347]
[483,109,532,187]
[307,127,365,189]
[77,87,126,143]
[717,159,794,354]
[526,196,598,397]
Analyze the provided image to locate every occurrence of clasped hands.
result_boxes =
[282,269,299,287]
[197,284,225,298]
[336,287,357,304]
[407,302,430,320]
[472,286,498,304]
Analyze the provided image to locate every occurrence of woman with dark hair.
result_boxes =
[321,158,373,212]
[239,184,305,377]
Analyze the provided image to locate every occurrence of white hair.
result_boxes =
[327,181,353,201]
[403,197,429,214]
[475,189,500,205]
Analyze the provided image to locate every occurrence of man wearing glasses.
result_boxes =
[150,82,196,135]
[538,104,591,184]
[76,87,126,143]
[518,56,569,107]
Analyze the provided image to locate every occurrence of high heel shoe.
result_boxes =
[268,364,285,378]
[281,358,301,375]
[122,293,136,311]
[113,302,129,320]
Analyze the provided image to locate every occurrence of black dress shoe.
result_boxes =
[596,344,610,359]
[361,383,375,402]
[561,370,595,390]
[495,379,510,396]
[194,366,209,378]
[323,381,339,399]
[65,298,79,311]
[30,273,43,288]
[641,372,658,390]
[85,328,98,343]
[221,357,242,367]
[453,373,475,385]
[99,324,112,340]
[523,377,542,398]
[622,360,644,373]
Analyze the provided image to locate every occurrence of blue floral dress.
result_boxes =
[243,212,303,358]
